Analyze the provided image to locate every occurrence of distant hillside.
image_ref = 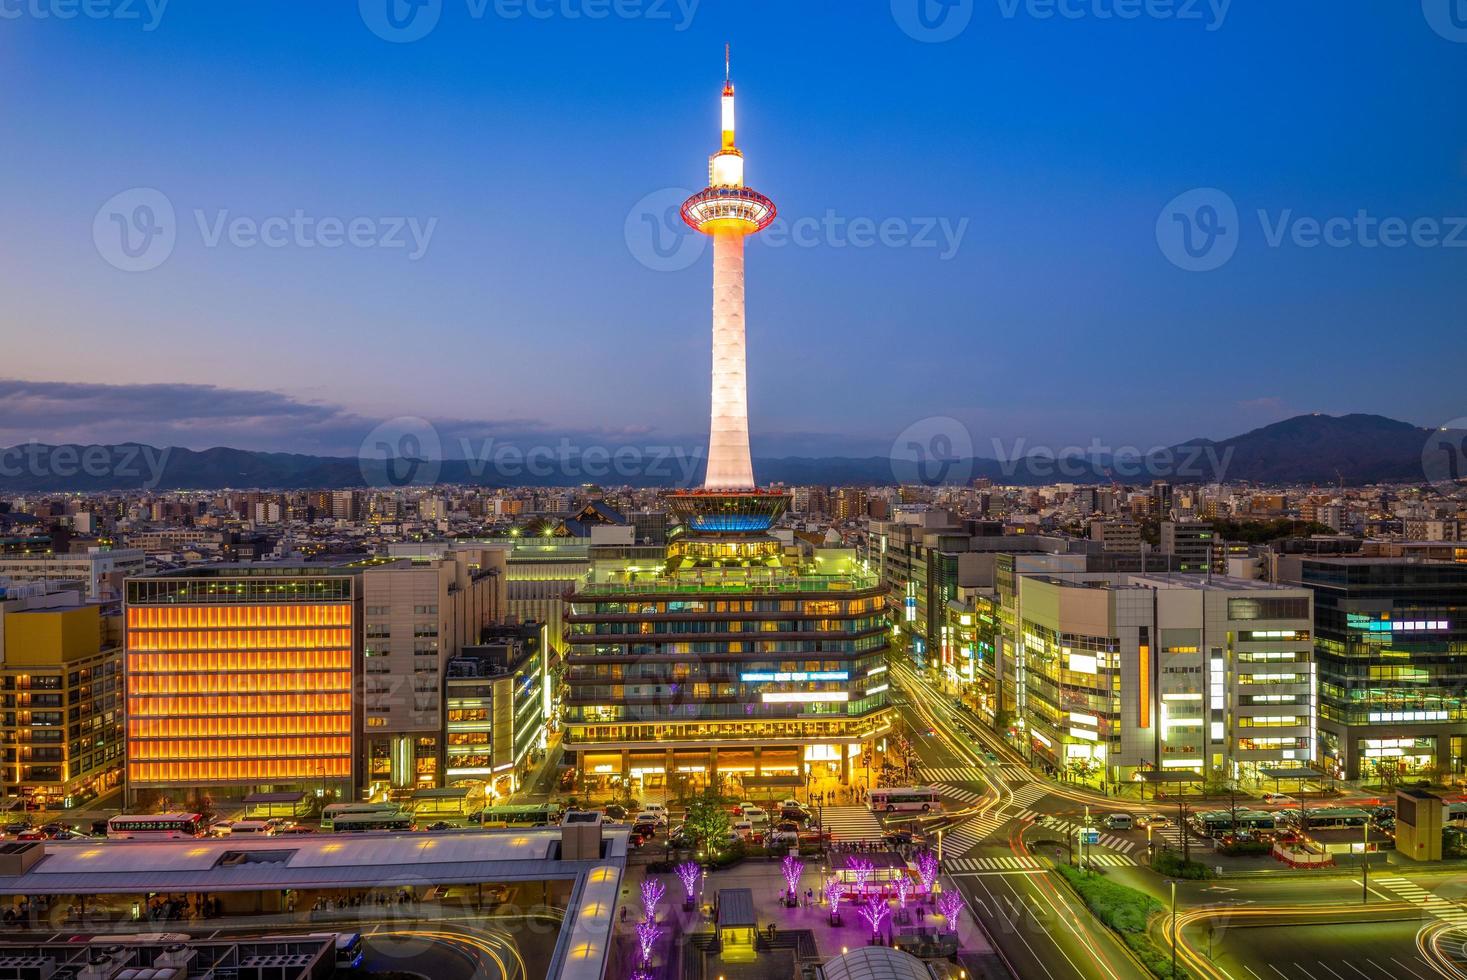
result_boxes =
[0,414,1452,490]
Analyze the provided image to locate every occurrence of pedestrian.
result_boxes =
[620,905,628,924]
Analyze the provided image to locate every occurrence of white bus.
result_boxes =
[106,813,206,840]
[320,803,400,832]
[868,787,943,814]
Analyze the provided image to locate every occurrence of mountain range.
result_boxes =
[0,414,1456,492]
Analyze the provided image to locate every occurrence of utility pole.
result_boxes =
[1362,819,1370,904]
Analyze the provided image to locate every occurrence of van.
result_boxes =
[229,819,278,836]
[1102,813,1133,831]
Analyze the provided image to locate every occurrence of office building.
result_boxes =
[1161,520,1216,573]
[0,586,124,808]
[999,572,1315,786]
[359,550,505,796]
[123,565,360,804]
[443,622,549,798]
[1275,556,1467,781]
[0,548,144,602]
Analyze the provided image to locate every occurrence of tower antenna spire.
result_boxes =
[725,43,730,85]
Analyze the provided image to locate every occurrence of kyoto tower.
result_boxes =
[669,48,788,554]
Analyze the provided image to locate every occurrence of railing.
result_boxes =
[575,572,881,596]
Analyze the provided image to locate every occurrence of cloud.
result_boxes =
[0,378,668,457]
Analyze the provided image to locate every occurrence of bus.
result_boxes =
[1445,802,1467,824]
[106,813,205,840]
[1301,807,1370,830]
[1192,809,1279,838]
[330,812,415,834]
[472,804,563,828]
[868,787,943,814]
[320,803,401,832]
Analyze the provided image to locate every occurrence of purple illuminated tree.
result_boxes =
[847,856,874,896]
[781,854,803,899]
[635,920,661,964]
[896,874,911,909]
[640,878,666,922]
[824,876,845,911]
[938,891,964,933]
[857,896,892,941]
[917,851,939,893]
[675,861,700,902]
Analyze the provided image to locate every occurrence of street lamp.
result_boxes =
[1169,879,1178,980]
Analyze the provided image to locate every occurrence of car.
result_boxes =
[982,751,999,763]
[767,829,799,847]
[667,825,695,848]
[740,806,770,826]
[1138,814,1172,828]
[779,799,808,813]
[603,804,631,822]
[557,768,577,790]
[730,820,757,841]
[731,801,759,817]
[634,810,667,828]
[15,828,48,841]
[643,803,669,817]
[275,825,315,835]
[1262,793,1295,805]
[780,807,809,824]
[629,831,650,848]
[426,821,454,831]
[884,828,926,847]
[2,823,31,837]
[49,829,86,841]
[1374,806,1396,820]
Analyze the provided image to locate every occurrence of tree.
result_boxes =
[683,788,732,854]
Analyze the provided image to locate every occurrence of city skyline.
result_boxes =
[3,2,1465,457]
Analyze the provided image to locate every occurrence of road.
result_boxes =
[892,662,1149,979]
[895,658,1467,980]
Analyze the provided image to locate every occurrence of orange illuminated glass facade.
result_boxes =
[125,571,358,795]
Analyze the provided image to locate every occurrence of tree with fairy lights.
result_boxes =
[675,861,700,908]
[896,874,911,910]
[780,854,803,905]
[640,878,666,922]
[824,877,845,924]
[847,856,874,897]
[938,891,964,934]
[917,851,939,897]
[635,920,661,965]
[857,896,892,943]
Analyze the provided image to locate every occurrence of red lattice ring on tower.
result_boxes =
[681,186,777,234]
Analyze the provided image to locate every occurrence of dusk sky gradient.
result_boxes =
[2,1,1464,459]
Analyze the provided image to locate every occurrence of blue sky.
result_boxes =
[1,0,1464,459]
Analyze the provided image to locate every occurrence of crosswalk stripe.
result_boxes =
[1006,785,1050,809]
[1032,815,1137,853]
[1373,878,1467,924]
[819,805,884,842]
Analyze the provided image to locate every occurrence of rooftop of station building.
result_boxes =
[0,828,628,896]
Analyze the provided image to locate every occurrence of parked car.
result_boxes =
[603,804,631,822]
[730,820,757,841]
[634,809,667,828]
[767,829,800,847]
[740,806,770,827]
[426,821,454,831]
[667,824,695,848]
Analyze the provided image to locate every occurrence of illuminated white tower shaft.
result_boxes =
[708,229,752,488]
[682,48,776,491]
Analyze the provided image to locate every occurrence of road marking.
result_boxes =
[1269,965,1291,980]
[1341,962,1374,980]
[1293,963,1320,980]
[1314,962,1347,980]
[1388,956,1428,980]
